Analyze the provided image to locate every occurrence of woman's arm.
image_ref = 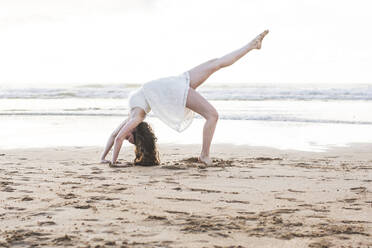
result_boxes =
[111,116,143,164]
[100,119,129,163]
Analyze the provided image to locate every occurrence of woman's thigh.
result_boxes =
[186,88,217,119]
[188,59,220,89]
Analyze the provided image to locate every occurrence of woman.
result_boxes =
[100,30,269,166]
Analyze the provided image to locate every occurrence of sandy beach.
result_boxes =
[0,144,371,247]
[2,0,372,247]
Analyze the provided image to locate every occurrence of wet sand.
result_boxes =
[0,144,371,247]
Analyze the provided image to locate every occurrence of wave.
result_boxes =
[0,88,132,99]
[201,86,372,101]
[1,85,372,100]
[2,112,371,125]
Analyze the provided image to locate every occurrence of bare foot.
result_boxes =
[198,156,213,167]
[250,30,269,50]
[100,159,111,164]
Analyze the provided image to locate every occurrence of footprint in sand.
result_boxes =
[74,204,91,209]
[165,210,190,215]
[350,186,367,194]
[4,230,51,246]
[53,235,74,245]
[2,186,15,192]
[38,221,56,226]
[21,196,34,201]
[189,188,222,193]
[157,196,201,202]
[57,193,78,199]
[145,215,168,221]
[224,199,250,204]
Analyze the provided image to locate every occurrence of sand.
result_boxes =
[0,144,371,247]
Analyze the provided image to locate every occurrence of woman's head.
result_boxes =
[132,122,160,166]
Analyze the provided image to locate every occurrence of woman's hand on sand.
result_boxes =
[101,159,132,167]
[109,161,133,167]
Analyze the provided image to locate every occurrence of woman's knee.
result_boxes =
[207,108,219,122]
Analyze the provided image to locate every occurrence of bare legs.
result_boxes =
[186,30,269,165]
[188,30,269,89]
[186,89,218,166]
[100,30,268,166]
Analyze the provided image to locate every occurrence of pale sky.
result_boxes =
[0,0,371,86]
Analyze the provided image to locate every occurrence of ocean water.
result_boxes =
[1,83,372,151]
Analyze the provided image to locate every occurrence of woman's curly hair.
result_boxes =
[132,122,160,166]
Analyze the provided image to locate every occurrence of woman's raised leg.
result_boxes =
[188,30,269,89]
[186,88,218,166]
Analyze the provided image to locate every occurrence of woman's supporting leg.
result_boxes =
[185,30,269,165]
[186,88,219,166]
[188,30,268,89]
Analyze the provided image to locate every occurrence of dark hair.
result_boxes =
[132,122,160,166]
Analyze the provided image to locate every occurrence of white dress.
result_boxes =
[128,71,194,132]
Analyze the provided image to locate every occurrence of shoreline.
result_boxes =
[0,144,371,247]
[1,142,372,159]
[2,112,372,152]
